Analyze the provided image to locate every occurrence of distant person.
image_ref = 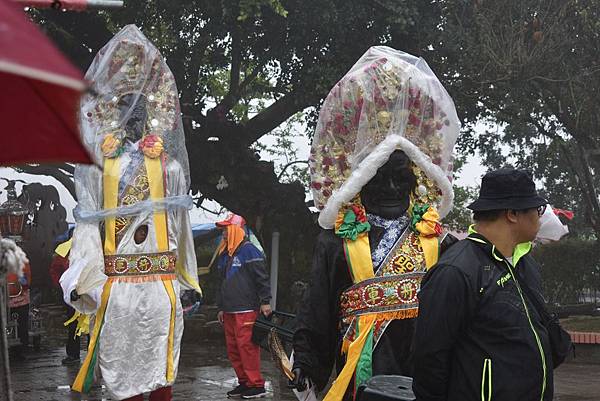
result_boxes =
[412,168,571,401]
[215,214,272,399]
[49,230,82,365]
[7,259,32,349]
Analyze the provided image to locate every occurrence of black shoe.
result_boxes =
[61,356,80,366]
[241,387,267,399]
[227,383,249,398]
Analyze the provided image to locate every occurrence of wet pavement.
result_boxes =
[8,308,296,401]
[9,337,296,400]
[7,307,600,400]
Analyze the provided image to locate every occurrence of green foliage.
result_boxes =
[443,156,478,231]
[560,316,600,332]
[444,185,477,232]
[534,238,600,304]
[251,111,309,186]
[439,0,600,239]
[239,0,288,21]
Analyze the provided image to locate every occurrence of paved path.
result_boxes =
[9,330,296,401]
[8,320,600,400]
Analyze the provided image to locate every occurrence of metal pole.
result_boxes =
[270,231,280,310]
[13,0,123,10]
[0,273,14,401]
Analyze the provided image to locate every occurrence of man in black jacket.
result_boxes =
[413,168,561,401]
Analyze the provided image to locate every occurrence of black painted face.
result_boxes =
[117,93,147,142]
[360,150,416,219]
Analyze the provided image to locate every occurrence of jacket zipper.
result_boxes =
[481,358,492,401]
[505,261,547,401]
[467,236,547,400]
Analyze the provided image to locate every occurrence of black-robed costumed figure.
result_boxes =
[289,47,461,401]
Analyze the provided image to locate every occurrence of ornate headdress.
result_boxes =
[79,25,188,184]
[309,46,460,229]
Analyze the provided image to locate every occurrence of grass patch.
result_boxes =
[560,316,600,332]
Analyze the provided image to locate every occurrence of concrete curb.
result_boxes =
[568,331,600,344]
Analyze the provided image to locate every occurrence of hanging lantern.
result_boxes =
[0,180,29,240]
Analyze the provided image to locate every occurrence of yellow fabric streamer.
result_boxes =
[72,279,114,392]
[415,207,441,269]
[103,157,120,255]
[323,314,377,401]
[64,311,91,337]
[55,239,72,258]
[344,233,374,283]
[145,156,169,252]
[162,279,177,383]
[176,261,203,295]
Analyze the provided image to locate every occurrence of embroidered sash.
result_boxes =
[341,230,427,344]
[325,221,431,401]
[104,251,176,276]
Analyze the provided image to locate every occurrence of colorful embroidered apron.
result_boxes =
[325,216,438,401]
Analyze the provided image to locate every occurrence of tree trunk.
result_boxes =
[187,122,319,308]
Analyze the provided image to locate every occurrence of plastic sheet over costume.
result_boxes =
[60,25,200,400]
[309,46,460,228]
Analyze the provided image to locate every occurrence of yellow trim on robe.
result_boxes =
[162,279,177,382]
[323,314,377,401]
[72,279,114,392]
[103,157,120,255]
[145,156,169,252]
[344,233,375,283]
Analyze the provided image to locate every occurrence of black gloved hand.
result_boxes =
[70,289,80,302]
[289,367,309,392]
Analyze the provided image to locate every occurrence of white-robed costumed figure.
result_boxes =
[60,25,201,401]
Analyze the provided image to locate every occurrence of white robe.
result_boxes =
[61,147,198,400]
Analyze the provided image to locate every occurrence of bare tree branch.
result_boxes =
[216,61,265,116]
[277,160,308,180]
[13,165,76,200]
[243,91,318,145]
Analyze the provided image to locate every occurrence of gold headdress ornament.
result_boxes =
[309,46,460,229]
[80,27,180,161]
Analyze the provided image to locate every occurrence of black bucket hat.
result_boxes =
[467,168,547,211]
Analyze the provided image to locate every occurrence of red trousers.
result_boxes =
[224,311,265,387]
[122,386,172,401]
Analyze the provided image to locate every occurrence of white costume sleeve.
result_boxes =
[168,161,201,293]
[61,165,107,314]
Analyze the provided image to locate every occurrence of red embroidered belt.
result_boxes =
[104,251,176,276]
[339,272,426,323]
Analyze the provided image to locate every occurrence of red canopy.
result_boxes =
[0,0,92,165]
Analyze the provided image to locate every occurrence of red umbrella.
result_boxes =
[0,0,93,166]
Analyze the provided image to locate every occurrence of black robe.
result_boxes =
[292,226,415,398]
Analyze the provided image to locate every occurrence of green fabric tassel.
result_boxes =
[355,322,374,389]
[83,342,99,393]
[410,203,430,232]
[336,209,370,240]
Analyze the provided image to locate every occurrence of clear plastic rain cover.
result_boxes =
[309,46,460,228]
[75,24,192,222]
